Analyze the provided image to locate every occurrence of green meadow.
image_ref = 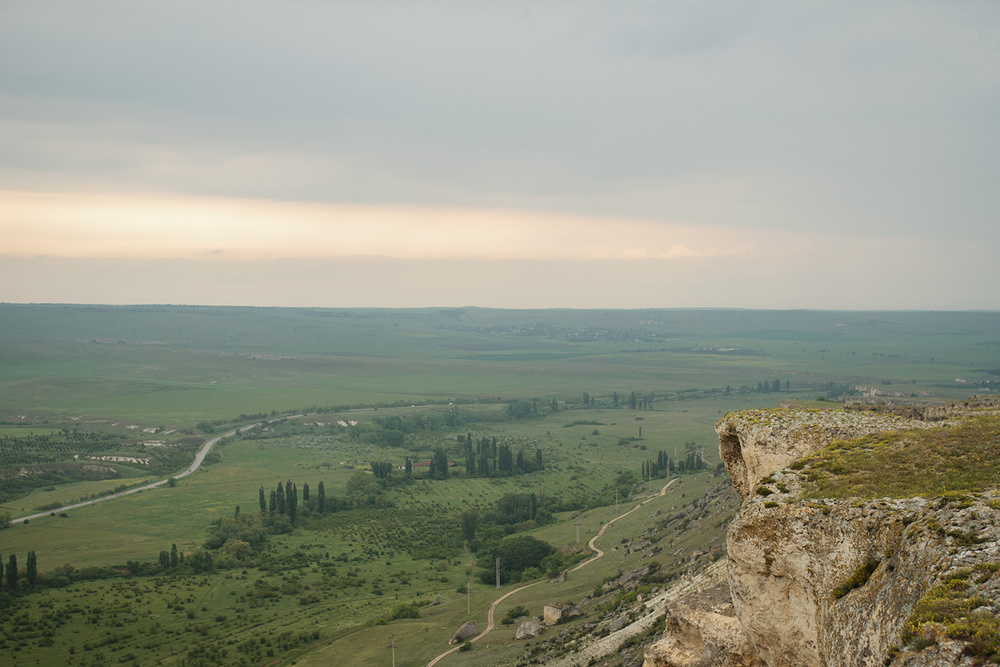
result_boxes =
[0,304,996,665]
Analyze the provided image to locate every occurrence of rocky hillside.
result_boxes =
[644,396,1000,667]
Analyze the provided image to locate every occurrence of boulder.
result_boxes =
[603,565,650,592]
[515,617,543,640]
[543,604,582,626]
[448,620,477,645]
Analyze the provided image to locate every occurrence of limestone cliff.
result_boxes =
[642,584,765,667]
[645,397,1000,667]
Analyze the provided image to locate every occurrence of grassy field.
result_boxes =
[2,305,996,425]
[0,305,996,665]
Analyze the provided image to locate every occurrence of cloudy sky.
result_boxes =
[2,1,998,309]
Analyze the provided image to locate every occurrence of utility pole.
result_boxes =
[388,634,396,667]
[467,579,470,615]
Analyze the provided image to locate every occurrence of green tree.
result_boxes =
[317,481,326,514]
[302,482,310,502]
[346,471,382,506]
[276,481,286,515]
[5,554,16,593]
[430,447,449,480]
[481,535,553,585]
[498,444,513,473]
[287,482,297,523]
[258,486,266,512]
[170,543,179,568]
[460,508,478,543]
[505,400,535,420]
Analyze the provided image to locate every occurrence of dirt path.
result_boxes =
[425,478,678,666]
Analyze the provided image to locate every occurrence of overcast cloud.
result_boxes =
[1,1,998,308]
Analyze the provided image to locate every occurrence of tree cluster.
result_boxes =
[641,450,671,480]
[460,434,542,478]
[260,479,299,523]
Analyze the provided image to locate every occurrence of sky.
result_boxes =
[1,1,998,310]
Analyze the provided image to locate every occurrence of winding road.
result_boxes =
[425,477,678,666]
[10,423,261,525]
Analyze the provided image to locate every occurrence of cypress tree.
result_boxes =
[302,482,309,502]
[269,489,277,513]
[285,479,294,518]
[276,481,286,515]
[259,486,266,512]
[170,544,179,568]
[317,481,326,514]
[288,483,298,523]
[6,554,17,593]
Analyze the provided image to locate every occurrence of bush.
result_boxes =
[504,605,529,624]
[832,559,880,599]
[389,603,420,620]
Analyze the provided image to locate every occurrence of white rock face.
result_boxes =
[726,498,948,667]
[713,401,1000,667]
[643,585,765,667]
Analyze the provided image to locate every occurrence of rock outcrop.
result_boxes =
[647,396,1000,667]
[715,407,936,499]
[543,603,582,626]
[516,616,543,640]
[643,585,765,667]
[448,620,477,644]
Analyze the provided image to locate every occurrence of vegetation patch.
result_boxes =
[832,559,880,599]
[798,416,1000,500]
[900,566,1000,662]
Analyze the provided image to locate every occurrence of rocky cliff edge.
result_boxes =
[645,397,1000,667]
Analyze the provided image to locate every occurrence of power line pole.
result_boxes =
[388,634,395,667]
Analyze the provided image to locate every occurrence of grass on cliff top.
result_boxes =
[795,415,1000,500]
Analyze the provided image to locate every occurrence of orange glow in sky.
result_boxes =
[1,189,771,262]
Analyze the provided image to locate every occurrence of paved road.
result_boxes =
[425,478,678,666]
[10,423,261,525]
